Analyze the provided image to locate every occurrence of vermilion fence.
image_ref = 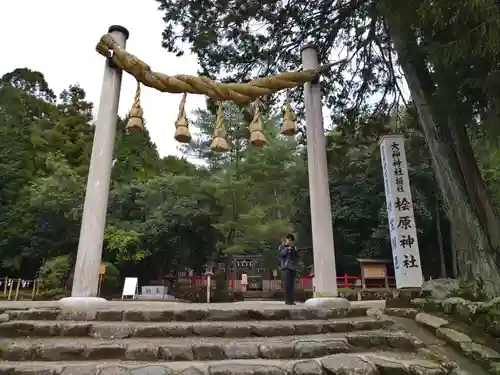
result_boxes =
[179,274,396,290]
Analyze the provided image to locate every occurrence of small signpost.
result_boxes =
[357,258,392,288]
[204,263,214,303]
[97,264,107,297]
[122,277,138,299]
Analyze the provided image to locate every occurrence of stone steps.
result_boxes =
[0,331,423,362]
[0,316,395,338]
[0,304,469,375]
[0,351,456,375]
[2,306,366,322]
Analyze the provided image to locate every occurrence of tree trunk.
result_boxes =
[446,114,500,253]
[450,228,458,278]
[435,200,446,278]
[273,188,282,219]
[388,18,500,295]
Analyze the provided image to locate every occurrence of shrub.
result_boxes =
[36,288,68,300]
[171,287,206,302]
[103,262,120,277]
[170,284,244,303]
[99,262,120,297]
[37,255,71,292]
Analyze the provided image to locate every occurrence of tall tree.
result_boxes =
[0,66,222,285]
[157,0,500,293]
[184,102,305,269]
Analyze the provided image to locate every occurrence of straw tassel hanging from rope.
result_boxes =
[281,103,297,136]
[174,93,191,143]
[210,105,231,152]
[249,101,267,147]
[126,80,144,132]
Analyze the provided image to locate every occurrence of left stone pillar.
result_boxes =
[301,44,349,309]
[60,25,129,308]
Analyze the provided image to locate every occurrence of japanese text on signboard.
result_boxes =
[389,141,417,270]
[380,135,423,289]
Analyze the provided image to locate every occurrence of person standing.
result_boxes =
[279,234,297,305]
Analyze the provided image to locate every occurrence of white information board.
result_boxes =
[380,135,423,289]
[122,277,138,299]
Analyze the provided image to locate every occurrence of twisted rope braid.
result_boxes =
[125,80,144,131]
[178,92,187,115]
[132,80,141,109]
[96,34,331,104]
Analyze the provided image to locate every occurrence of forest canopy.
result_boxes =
[0,67,450,287]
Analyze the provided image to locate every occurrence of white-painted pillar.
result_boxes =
[61,25,129,307]
[302,44,342,302]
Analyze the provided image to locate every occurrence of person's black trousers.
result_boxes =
[283,269,296,304]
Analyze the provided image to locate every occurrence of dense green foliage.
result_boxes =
[0,67,453,289]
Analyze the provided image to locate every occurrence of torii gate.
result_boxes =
[60,25,347,309]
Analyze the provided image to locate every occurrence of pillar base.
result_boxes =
[59,296,108,309]
[304,297,350,308]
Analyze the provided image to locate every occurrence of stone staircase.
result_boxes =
[0,304,465,375]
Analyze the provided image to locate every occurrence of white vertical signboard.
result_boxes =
[380,135,423,289]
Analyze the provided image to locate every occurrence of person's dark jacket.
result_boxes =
[279,244,297,270]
